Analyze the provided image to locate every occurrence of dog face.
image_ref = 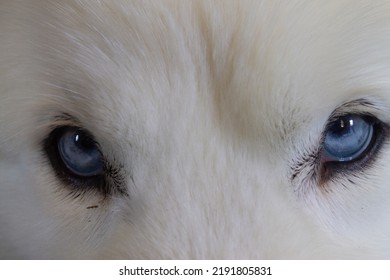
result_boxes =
[1,0,390,259]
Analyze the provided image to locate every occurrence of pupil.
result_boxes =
[333,117,349,134]
[74,131,94,149]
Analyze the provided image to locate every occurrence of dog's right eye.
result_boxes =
[44,126,107,194]
[57,127,103,177]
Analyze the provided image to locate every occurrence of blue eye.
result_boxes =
[57,127,103,177]
[323,115,374,162]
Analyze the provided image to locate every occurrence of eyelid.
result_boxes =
[48,114,83,131]
[325,98,385,125]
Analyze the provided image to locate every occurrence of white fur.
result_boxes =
[2,0,390,259]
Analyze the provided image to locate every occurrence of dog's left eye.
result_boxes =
[322,114,374,162]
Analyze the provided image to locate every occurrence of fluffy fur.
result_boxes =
[2,0,390,259]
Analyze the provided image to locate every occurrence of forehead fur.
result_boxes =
[25,1,390,144]
[4,0,390,148]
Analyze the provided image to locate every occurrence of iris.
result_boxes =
[57,127,103,177]
[323,115,374,162]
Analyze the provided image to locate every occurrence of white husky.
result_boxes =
[1,0,390,259]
